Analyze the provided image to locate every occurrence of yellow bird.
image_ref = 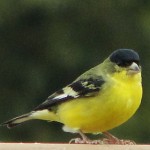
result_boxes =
[1,49,142,144]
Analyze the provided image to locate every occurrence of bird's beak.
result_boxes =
[127,62,140,75]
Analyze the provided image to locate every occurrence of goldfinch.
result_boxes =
[1,49,142,144]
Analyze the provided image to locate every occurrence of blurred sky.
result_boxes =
[0,0,149,144]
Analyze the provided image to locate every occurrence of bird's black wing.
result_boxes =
[34,76,105,111]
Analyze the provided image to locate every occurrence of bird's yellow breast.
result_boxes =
[57,71,142,133]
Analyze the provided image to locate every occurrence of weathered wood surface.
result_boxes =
[0,143,149,150]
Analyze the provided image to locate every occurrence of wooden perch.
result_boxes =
[0,143,149,150]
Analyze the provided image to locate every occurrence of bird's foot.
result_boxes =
[101,138,136,145]
[69,130,103,144]
[69,137,103,144]
[102,132,136,145]
[69,131,135,145]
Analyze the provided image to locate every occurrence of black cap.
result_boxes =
[109,49,140,67]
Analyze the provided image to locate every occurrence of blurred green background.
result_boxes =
[0,0,149,144]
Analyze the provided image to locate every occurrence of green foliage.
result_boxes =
[0,0,149,143]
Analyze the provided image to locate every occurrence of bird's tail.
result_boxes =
[1,113,33,128]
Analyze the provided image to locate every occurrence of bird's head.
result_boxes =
[109,49,141,76]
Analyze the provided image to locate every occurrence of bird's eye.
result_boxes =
[117,61,132,67]
[124,61,132,66]
[117,60,140,67]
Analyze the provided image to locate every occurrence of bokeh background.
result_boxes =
[0,0,149,144]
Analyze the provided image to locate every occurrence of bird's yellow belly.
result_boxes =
[57,78,142,133]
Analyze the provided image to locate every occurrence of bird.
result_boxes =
[1,49,142,144]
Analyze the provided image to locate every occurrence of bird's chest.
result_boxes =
[92,76,142,131]
[57,75,142,133]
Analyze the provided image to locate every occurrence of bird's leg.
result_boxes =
[102,131,136,145]
[69,130,90,144]
[69,130,103,144]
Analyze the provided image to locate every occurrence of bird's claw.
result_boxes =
[102,132,136,145]
[69,138,103,144]
[101,138,136,145]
